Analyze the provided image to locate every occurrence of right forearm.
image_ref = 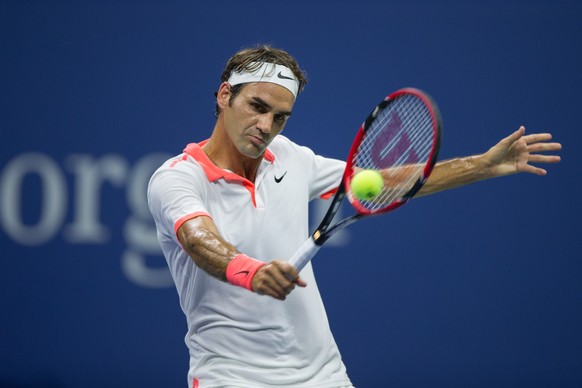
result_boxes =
[176,217,298,299]
[177,224,238,281]
[178,222,268,293]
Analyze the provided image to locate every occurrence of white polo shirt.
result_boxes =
[147,135,353,388]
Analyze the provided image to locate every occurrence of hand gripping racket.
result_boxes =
[289,88,442,272]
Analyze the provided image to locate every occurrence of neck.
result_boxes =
[202,124,262,182]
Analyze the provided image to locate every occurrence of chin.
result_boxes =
[239,144,265,160]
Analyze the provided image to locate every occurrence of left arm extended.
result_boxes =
[416,126,562,197]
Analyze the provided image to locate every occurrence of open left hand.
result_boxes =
[484,126,562,177]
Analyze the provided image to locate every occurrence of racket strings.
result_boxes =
[354,94,435,211]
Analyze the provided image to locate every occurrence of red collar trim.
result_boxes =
[182,140,276,207]
[183,140,275,182]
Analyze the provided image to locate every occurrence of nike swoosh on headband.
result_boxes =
[277,71,295,80]
[227,62,300,98]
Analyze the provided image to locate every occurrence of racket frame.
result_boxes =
[314,88,441,245]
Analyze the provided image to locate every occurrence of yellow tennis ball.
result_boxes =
[350,170,383,200]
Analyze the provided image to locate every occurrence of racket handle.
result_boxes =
[288,237,321,272]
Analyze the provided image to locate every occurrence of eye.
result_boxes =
[251,102,267,113]
[274,114,288,124]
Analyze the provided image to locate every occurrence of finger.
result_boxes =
[528,142,562,153]
[281,269,307,287]
[528,154,561,164]
[262,283,289,300]
[254,275,288,300]
[257,274,306,299]
[252,265,287,299]
[262,263,297,295]
[502,126,526,145]
[272,270,300,294]
[523,133,553,144]
[271,260,304,285]
[523,164,548,176]
[294,277,307,288]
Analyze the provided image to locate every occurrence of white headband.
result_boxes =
[227,62,300,98]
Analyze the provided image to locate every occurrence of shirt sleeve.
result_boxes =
[147,156,210,242]
[283,138,345,201]
[309,153,346,200]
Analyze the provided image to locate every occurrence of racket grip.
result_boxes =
[288,237,321,272]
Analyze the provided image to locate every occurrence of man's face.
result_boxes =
[221,82,295,159]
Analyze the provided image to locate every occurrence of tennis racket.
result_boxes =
[289,87,442,272]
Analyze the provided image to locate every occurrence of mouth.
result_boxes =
[248,134,267,147]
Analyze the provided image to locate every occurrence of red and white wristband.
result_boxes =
[225,254,266,291]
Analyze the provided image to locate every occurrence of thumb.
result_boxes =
[502,126,525,146]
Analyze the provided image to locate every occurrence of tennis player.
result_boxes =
[147,45,561,388]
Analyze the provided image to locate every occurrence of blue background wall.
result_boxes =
[1,1,581,387]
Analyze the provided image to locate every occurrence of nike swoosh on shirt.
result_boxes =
[274,171,287,183]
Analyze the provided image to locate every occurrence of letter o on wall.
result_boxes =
[0,153,67,246]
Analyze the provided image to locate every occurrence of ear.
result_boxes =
[216,82,232,111]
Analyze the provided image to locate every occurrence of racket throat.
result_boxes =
[313,214,362,245]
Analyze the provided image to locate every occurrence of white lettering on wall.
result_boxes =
[122,153,174,288]
[64,154,129,243]
[0,153,67,246]
[0,151,348,288]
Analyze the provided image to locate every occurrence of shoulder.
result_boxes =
[270,135,343,166]
[270,135,317,160]
[270,134,300,150]
[148,151,207,193]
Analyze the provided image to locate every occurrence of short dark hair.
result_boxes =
[214,45,308,117]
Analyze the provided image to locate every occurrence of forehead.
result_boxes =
[239,82,296,111]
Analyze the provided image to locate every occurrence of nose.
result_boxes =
[256,114,274,134]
